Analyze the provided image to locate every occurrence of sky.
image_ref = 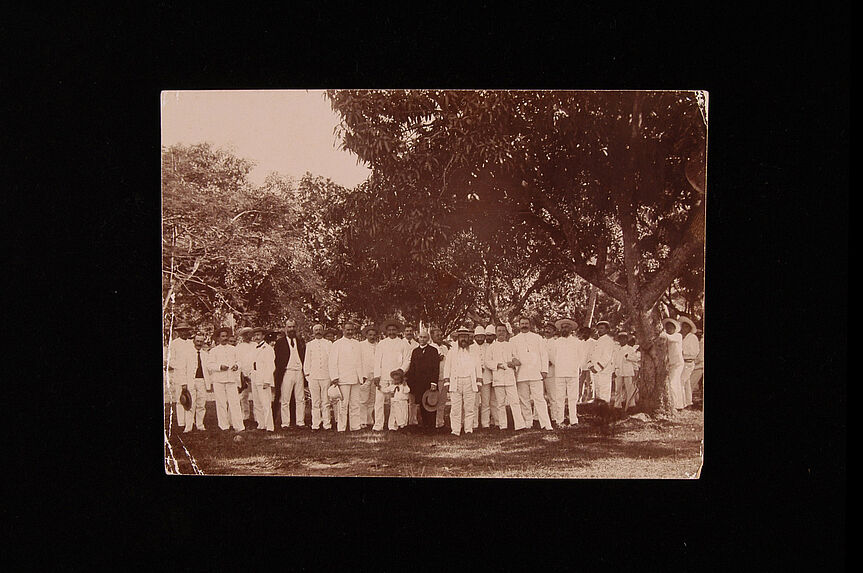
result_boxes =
[160,90,371,188]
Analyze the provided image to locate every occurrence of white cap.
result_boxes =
[474,325,486,336]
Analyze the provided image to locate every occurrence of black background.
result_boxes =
[5,3,847,569]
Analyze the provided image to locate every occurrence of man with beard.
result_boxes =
[328,321,366,432]
[372,319,412,432]
[443,326,482,436]
[358,324,379,428]
[250,327,275,432]
[407,330,439,429]
[165,321,195,430]
[428,326,450,430]
[511,316,553,431]
[468,325,489,429]
[588,321,616,403]
[274,319,307,429]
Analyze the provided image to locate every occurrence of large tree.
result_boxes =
[327,89,706,415]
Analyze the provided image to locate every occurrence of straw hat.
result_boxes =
[661,317,680,333]
[380,318,404,332]
[554,318,579,331]
[678,316,696,332]
[327,384,343,403]
[361,323,378,337]
[421,388,440,412]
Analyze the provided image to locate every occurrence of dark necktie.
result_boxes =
[195,350,204,379]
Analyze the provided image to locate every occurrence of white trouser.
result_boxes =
[594,371,613,402]
[668,363,685,409]
[682,363,695,407]
[493,384,526,430]
[252,384,274,431]
[358,380,375,425]
[545,377,565,424]
[559,376,579,424]
[612,375,637,410]
[517,380,552,430]
[479,382,496,427]
[239,385,252,420]
[213,382,245,431]
[176,379,208,430]
[372,384,390,431]
[389,400,408,430]
[280,369,305,427]
[690,366,704,393]
[336,384,363,431]
[308,378,332,429]
[449,377,477,435]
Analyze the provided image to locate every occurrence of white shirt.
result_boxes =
[551,336,585,378]
[236,341,256,376]
[618,344,637,377]
[510,330,549,382]
[682,333,700,362]
[329,337,364,385]
[592,334,616,374]
[484,340,517,386]
[374,336,412,380]
[359,340,378,379]
[583,338,597,369]
[444,346,482,381]
[251,341,276,386]
[661,331,684,366]
[543,337,557,378]
[470,342,493,383]
[286,337,303,371]
[304,337,333,379]
[166,337,194,385]
[207,344,239,385]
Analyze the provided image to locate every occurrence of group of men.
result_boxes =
[164,314,704,437]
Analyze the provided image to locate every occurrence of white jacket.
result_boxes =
[207,344,240,385]
[592,335,616,374]
[374,336,412,380]
[329,337,365,385]
[304,337,333,380]
[444,346,482,390]
[469,342,493,384]
[251,341,276,387]
[484,340,517,387]
[236,341,256,376]
[510,331,549,382]
[551,336,585,378]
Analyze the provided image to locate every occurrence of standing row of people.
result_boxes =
[165,314,703,435]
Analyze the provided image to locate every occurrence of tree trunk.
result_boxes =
[632,306,674,416]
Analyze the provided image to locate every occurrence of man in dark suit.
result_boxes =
[406,330,441,429]
[273,319,307,429]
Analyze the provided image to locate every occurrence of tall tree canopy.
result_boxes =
[327,90,706,414]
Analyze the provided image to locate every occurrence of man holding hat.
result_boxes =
[236,327,256,422]
[511,316,553,431]
[484,323,527,431]
[328,321,366,431]
[679,317,699,409]
[407,329,440,429]
[207,327,246,432]
[358,324,379,428]
[443,325,483,435]
[250,327,275,431]
[551,318,584,426]
[165,321,195,430]
[660,318,686,410]
[372,319,412,431]
[588,321,616,403]
[305,324,334,430]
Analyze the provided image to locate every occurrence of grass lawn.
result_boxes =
[164,398,703,478]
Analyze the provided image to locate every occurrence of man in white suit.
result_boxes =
[589,321,616,403]
[329,321,366,432]
[250,327,275,432]
[372,319,412,431]
[679,317,699,408]
[443,326,482,435]
[358,324,379,428]
[166,322,195,430]
[304,324,334,430]
[207,327,245,432]
[484,324,527,431]
[235,327,256,422]
[511,316,553,431]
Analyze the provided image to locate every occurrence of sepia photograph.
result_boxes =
[162,89,706,478]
